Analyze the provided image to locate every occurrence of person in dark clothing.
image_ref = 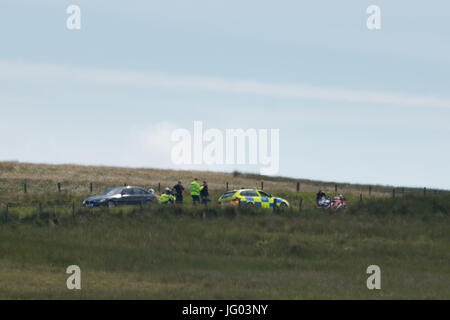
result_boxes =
[316,189,328,207]
[200,181,210,205]
[316,190,326,202]
[172,181,185,203]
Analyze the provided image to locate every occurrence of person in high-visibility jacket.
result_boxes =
[190,178,200,205]
[158,187,175,204]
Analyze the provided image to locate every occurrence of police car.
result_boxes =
[218,188,290,208]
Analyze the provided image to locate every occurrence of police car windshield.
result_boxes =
[220,191,236,198]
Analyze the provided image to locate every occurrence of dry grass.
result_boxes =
[0,161,431,197]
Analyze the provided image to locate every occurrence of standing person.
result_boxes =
[190,178,200,205]
[200,181,210,205]
[172,181,185,204]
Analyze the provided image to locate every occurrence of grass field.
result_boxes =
[0,161,438,198]
[0,162,449,299]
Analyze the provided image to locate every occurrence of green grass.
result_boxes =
[0,162,448,299]
[0,195,449,299]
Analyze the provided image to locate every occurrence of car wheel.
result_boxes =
[107,201,116,208]
[280,202,288,208]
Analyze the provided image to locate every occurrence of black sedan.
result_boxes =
[83,186,157,208]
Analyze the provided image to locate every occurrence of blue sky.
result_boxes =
[0,1,449,189]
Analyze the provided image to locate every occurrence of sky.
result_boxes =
[0,1,449,189]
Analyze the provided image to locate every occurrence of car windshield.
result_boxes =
[103,187,123,196]
[220,191,236,199]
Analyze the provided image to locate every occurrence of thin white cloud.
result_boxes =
[124,122,178,168]
[1,60,450,109]
[131,121,177,155]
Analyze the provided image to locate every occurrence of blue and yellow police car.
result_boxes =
[218,188,289,208]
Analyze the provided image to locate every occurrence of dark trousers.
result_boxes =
[201,195,210,205]
[175,195,183,203]
[192,195,200,205]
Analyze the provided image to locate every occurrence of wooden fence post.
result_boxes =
[5,203,8,223]
[72,202,75,220]
[392,189,396,198]
[296,182,300,193]
[39,202,42,218]
[423,187,427,196]
[57,182,61,192]
[299,198,303,212]
[90,183,93,193]
[24,183,27,194]
[226,182,229,191]
[369,186,372,196]
[358,193,363,209]
[261,181,264,190]
[158,183,161,192]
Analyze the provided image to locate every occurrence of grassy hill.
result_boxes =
[0,161,449,299]
[0,161,440,199]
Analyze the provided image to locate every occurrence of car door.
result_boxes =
[238,191,250,205]
[118,188,135,205]
[258,191,271,208]
[133,187,152,203]
[244,190,260,206]
[127,188,148,205]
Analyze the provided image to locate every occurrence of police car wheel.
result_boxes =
[280,203,288,207]
[107,201,116,208]
[244,202,254,207]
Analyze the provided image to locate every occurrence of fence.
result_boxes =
[8,181,446,197]
[1,185,447,225]
[1,180,446,221]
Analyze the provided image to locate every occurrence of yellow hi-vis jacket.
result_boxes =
[190,180,200,196]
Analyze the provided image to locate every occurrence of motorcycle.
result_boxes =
[317,194,346,210]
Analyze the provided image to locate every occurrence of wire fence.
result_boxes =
[3,180,448,197]
[1,179,448,224]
